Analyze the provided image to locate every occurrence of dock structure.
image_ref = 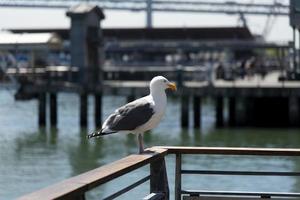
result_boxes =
[1,5,297,129]
[17,146,300,200]
[5,66,300,129]
[15,4,106,128]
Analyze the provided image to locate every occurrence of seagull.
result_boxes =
[87,76,177,153]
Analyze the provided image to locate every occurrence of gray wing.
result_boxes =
[105,99,154,131]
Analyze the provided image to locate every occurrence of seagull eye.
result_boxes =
[163,80,167,83]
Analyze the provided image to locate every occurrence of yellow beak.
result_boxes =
[167,82,177,91]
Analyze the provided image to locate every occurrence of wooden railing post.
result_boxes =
[181,95,190,128]
[50,93,57,127]
[80,93,88,128]
[38,92,47,127]
[175,154,182,200]
[150,157,169,200]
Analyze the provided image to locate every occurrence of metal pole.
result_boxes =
[146,0,152,28]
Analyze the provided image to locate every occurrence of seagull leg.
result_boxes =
[137,133,144,154]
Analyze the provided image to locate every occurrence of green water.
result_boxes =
[1,89,300,199]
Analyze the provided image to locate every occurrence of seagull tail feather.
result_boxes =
[87,129,117,139]
[87,130,103,139]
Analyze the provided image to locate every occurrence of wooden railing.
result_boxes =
[17,147,300,200]
[18,147,169,200]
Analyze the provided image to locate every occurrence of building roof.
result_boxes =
[66,4,105,19]
[0,32,62,50]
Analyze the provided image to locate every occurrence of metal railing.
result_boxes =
[163,146,300,200]
[18,146,300,200]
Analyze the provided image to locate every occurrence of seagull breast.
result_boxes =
[133,89,167,133]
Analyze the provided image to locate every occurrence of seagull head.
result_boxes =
[150,76,177,93]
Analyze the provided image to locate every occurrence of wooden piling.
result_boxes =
[95,93,102,128]
[80,94,88,128]
[228,97,236,126]
[181,95,190,128]
[150,157,169,200]
[193,96,201,128]
[50,93,57,127]
[38,93,47,127]
[216,96,224,127]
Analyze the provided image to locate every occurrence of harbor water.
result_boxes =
[1,89,300,199]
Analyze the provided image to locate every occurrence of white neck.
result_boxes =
[150,88,167,109]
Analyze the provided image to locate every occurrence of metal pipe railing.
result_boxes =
[157,146,300,200]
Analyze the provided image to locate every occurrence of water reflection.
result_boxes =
[68,129,104,176]
[206,128,300,147]
[11,127,106,199]
[15,128,55,154]
[2,91,300,199]
[9,126,300,198]
[125,134,137,154]
[180,129,192,146]
[49,127,58,145]
[192,129,202,144]
[13,126,300,196]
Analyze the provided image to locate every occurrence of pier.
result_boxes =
[18,146,300,200]
[0,4,298,129]
[6,66,300,128]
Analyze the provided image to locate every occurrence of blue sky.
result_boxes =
[0,5,292,42]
